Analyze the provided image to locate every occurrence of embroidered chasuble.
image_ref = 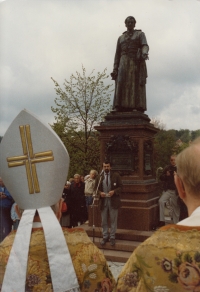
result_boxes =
[0,227,115,291]
[115,224,200,292]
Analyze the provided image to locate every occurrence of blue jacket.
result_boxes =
[0,187,13,209]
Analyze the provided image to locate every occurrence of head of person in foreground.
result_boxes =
[175,137,200,217]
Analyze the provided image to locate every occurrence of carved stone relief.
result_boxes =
[105,135,138,176]
[144,140,153,175]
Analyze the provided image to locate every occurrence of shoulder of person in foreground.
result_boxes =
[115,224,200,292]
[0,227,115,292]
[66,228,115,291]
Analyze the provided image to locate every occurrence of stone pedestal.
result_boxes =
[89,111,160,231]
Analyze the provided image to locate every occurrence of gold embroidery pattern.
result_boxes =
[7,125,54,194]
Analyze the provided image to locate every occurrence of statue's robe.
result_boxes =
[113,30,149,112]
[0,227,115,292]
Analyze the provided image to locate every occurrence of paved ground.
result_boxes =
[107,261,125,280]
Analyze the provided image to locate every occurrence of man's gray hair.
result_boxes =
[74,174,80,178]
[176,137,200,196]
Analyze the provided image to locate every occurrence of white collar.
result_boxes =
[190,206,200,217]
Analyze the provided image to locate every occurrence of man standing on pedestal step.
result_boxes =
[95,161,123,246]
[157,154,180,228]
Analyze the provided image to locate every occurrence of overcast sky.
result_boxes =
[1,0,200,136]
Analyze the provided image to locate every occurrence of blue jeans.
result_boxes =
[85,196,93,208]
[101,198,118,240]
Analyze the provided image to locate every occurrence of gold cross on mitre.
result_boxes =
[7,124,54,194]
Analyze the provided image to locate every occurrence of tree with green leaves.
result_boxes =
[154,129,176,170]
[191,129,200,141]
[51,66,112,177]
[175,129,191,143]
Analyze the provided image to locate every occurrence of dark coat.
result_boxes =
[62,187,71,215]
[70,181,87,224]
[95,171,123,210]
[112,30,148,111]
[160,165,177,191]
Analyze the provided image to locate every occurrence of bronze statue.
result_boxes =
[111,16,149,113]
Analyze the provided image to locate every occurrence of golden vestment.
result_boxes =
[115,224,200,292]
[0,227,115,292]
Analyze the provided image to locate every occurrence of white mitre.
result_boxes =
[0,110,80,292]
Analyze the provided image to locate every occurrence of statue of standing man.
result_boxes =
[111,16,149,113]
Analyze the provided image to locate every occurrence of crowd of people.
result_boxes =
[0,170,98,241]
[1,140,200,291]
[1,155,189,241]
[0,160,123,248]
[60,162,123,247]
[60,170,98,228]
[1,136,200,291]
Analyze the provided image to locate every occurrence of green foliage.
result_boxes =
[175,129,190,143]
[191,129,200,140]
[64,130,100,178]
[175,142,189,154]
[153,127,200,173]
[51,66,112,177]
[152,118,200,172]
[175,129,200,143]
[154,129,176,170]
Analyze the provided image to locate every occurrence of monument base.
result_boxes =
[91,110,160,231]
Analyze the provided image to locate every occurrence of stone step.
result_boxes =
[80,223,154,263]
[90,237,140,263]
[84,224,154,242]
[88,236,140,262]
[99,249,132,263]
[89,237,140,252]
